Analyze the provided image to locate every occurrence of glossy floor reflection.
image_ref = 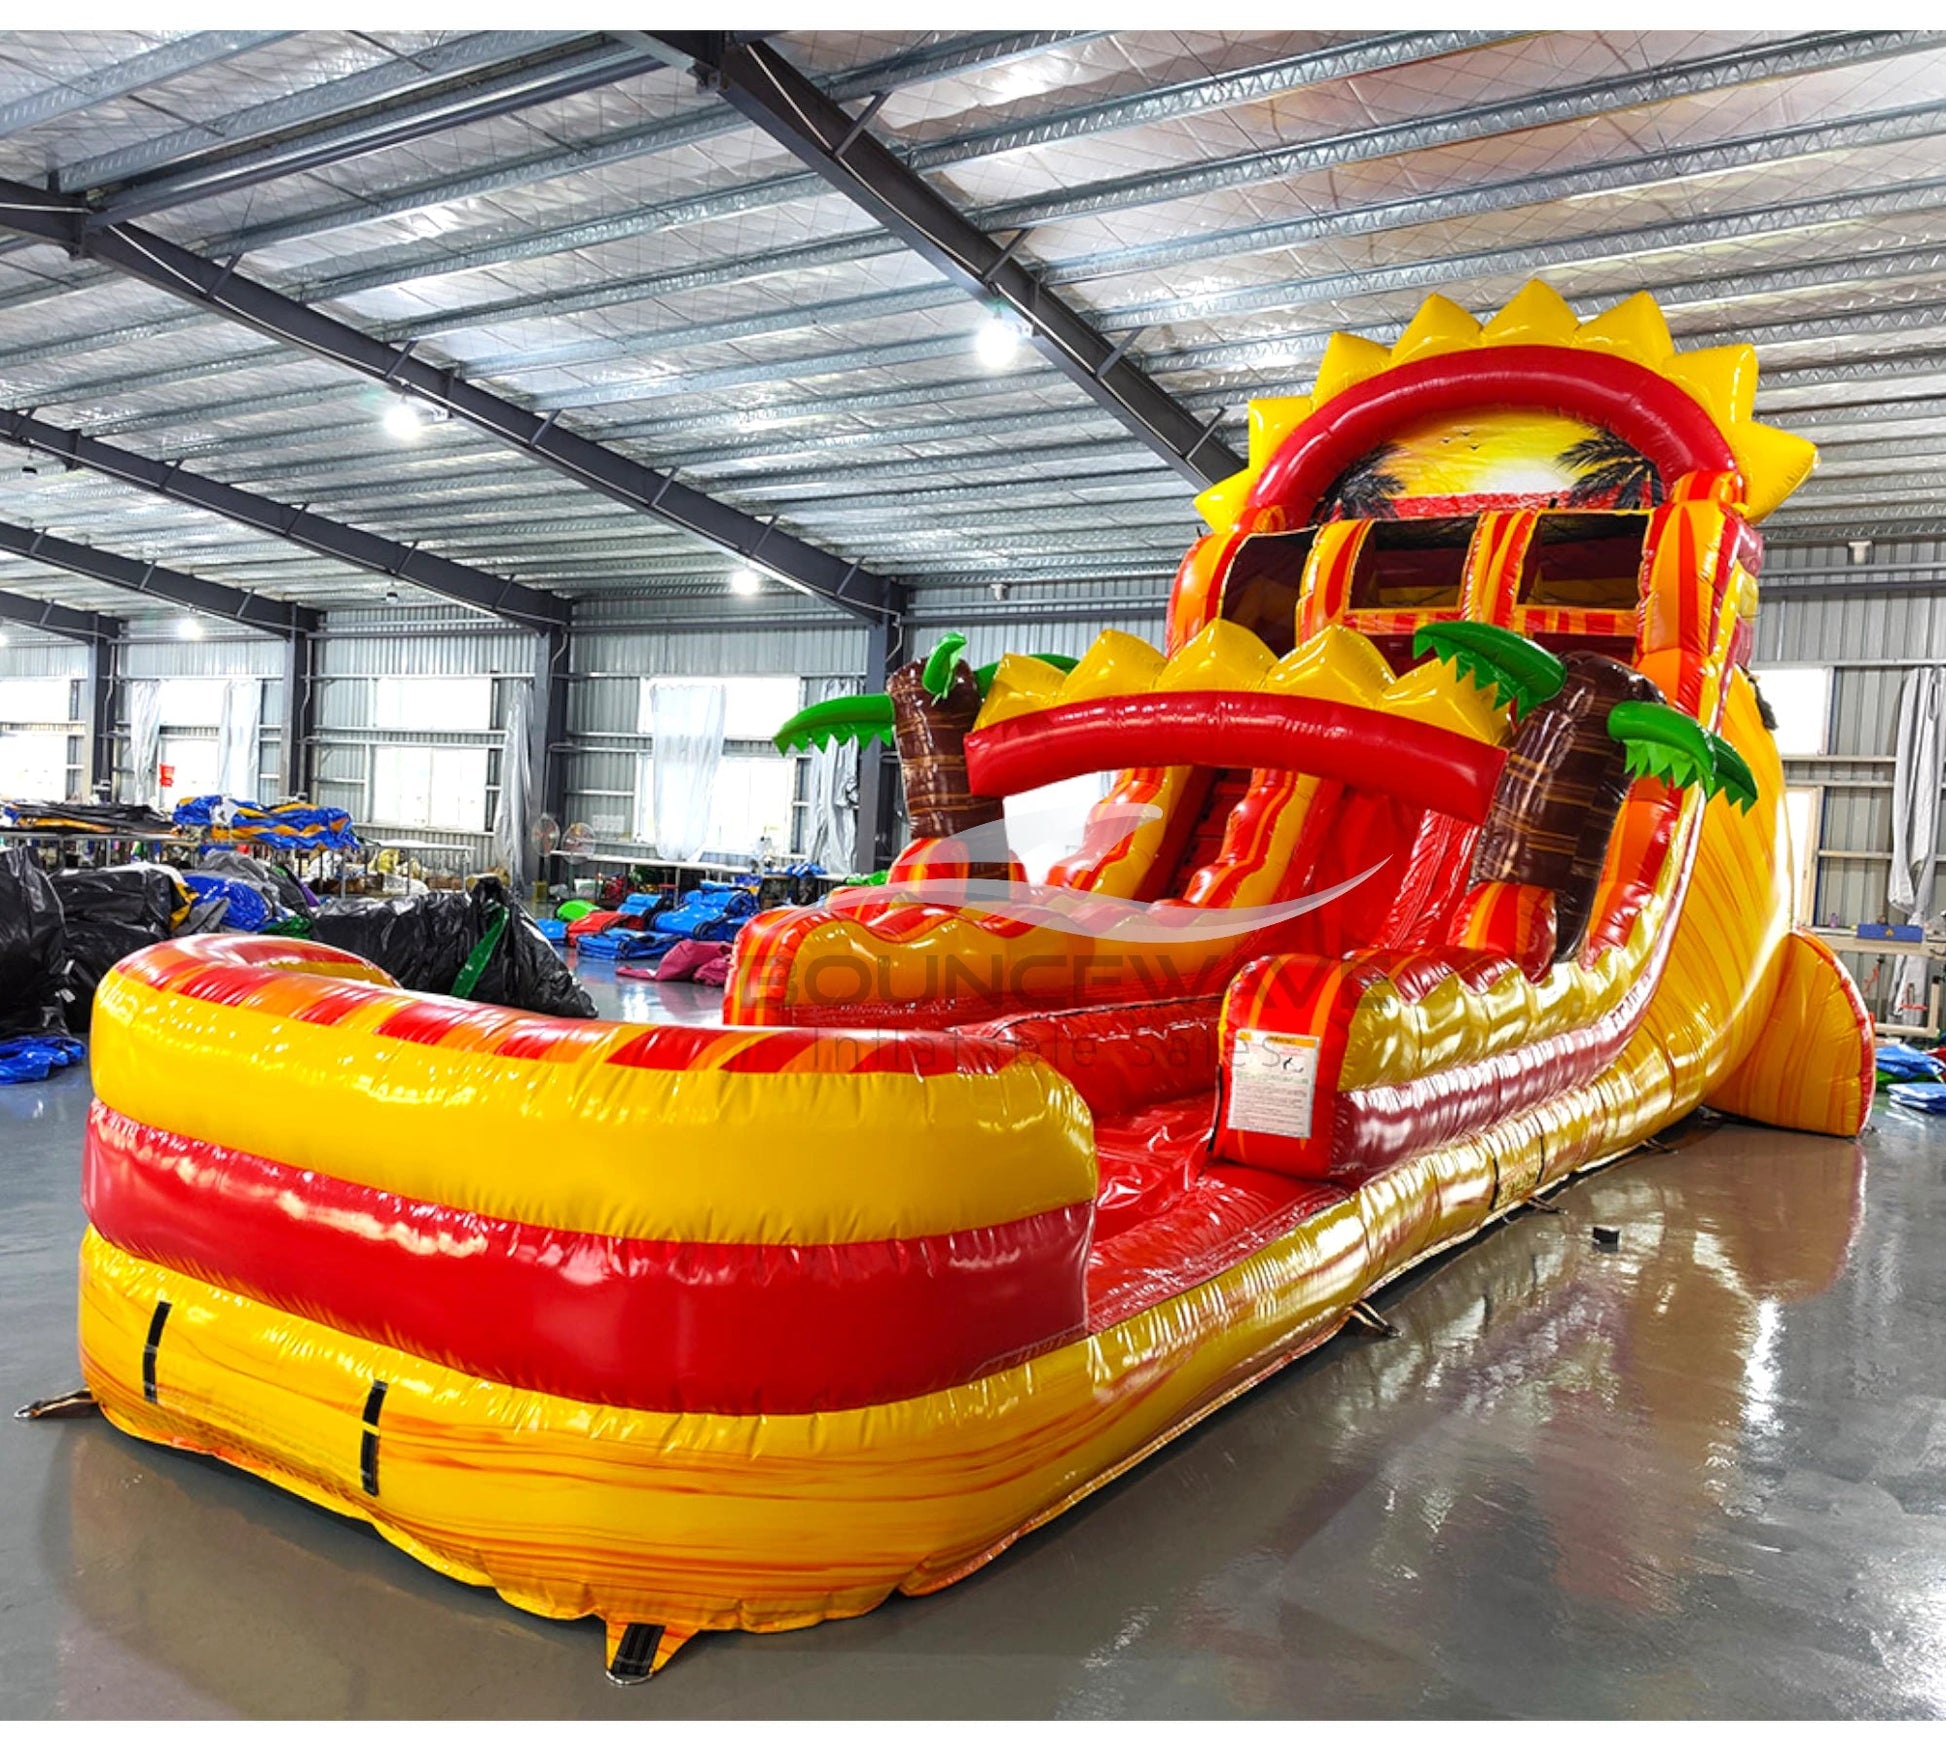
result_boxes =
[3,979,1940,1717]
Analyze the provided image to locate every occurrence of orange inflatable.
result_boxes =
[73,282,1870,1680]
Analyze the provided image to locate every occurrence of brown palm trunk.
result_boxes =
[887,659,1010,873]
[1467,652,1661,959]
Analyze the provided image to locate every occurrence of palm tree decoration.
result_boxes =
[1559,432,1664,510]
[773,635,1079,852]
[1414,622,1755,958]
[772,637,1079,754]
[1319,442,1406,520]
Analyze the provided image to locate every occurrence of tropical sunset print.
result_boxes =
[1318,408,1667,520]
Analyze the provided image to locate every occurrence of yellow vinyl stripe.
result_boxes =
[89,973,1095,1246]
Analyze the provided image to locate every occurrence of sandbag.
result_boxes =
[0,847,68,1040]
[313,878,594,1019]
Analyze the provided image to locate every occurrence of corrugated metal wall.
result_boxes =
[565,597,870,853]
[1758,540,1946,1016]
[312,607,535,862]
[117,619,286,803]
[0,633,88,799]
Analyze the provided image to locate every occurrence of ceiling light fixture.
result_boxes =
[975,315,1022,370]
[382,398,426,441]
[727,567,762,597]
[177,616,204,641]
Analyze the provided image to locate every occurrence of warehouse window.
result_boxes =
[0,730,70,800]
[633,756,797,861]
[1749,666,1832,757]
[0,677,72,725]
[369,744,491,832]
[153,676,227,727]
[373,675,491,732]
[636,675,800,741]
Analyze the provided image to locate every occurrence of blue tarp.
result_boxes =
[0,1033,84,1085]
[181,872,278,933]
[174,795,360,851]
[1874,1041,1942,1083]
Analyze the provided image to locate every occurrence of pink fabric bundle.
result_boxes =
[655,939,732,985]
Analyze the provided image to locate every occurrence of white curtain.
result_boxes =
[649,681,725,861]
[129,680,162,808]
[217,679,262,800]
[492,677,534,880]
[804,735,857,872]
[1890,666,1945,1022]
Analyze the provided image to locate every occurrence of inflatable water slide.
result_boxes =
[71,282,1873,1680]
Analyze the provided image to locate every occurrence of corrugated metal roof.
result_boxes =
[0,27,1942,626]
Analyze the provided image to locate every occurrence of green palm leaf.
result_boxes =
[1412,622,1567,716]
[771,651,1080,753]
[1607,700,1717,793]
[921,633,969,701]
[773,693,896,754]
[1704,732,1758,812]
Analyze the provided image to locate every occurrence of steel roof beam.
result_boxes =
[0,182,902,623]
[0,408,567,629]
[0,32,1107,332]
[87,36,671,225]
[0,583,122,644]
[0,32,290,140]
[0,516,318,635]
[112,32,1095,250]
[52,31,588,192]
[59,166,1946,450]
[0,29,1926,378]
[547,30,1237,485]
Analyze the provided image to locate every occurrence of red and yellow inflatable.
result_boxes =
[74,281,1872,1681]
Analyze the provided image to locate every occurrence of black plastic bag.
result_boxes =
[461,878,596,1019]
[0,847,70,1040]
[312,891,474,992]
[53,864,186,1031]
[313,879,594,1019]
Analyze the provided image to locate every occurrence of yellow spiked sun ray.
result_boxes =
[1197,282,1815,534]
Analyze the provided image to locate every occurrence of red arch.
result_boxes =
[1246,346,1737,527]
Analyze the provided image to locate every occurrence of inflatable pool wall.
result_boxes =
[75,282,1872,1681]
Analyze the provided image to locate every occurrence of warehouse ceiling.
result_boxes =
[0,27,1943,625]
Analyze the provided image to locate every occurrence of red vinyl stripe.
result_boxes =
[1247,347,1738,528]
[965,692,1505,823]
[114,936,1019,1080]
[82,1104,1091,1416]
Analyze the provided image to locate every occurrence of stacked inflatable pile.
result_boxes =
[172,795,360,852]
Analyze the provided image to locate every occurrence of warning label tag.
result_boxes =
[1227,1028,1321,1139]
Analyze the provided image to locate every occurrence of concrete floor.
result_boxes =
[3,961,1942,1717]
